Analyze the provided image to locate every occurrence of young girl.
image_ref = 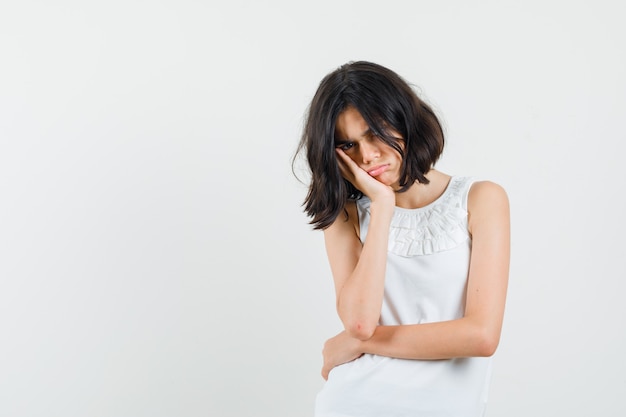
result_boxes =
[296,61,510,417]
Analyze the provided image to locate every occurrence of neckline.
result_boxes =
[391,176,458,214]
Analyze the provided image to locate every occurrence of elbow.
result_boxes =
[345,320,377,341]
[474,330,500,357]
[337,299,379,340]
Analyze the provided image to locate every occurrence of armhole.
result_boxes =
[464,178,478,238]
[344,200,361,240]
[462,177,478,211]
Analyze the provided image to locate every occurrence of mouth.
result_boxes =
[366,164,389,177]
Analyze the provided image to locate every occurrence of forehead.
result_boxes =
[335,107,370,140]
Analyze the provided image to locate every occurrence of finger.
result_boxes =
[335,148,360,172]
[335,149,363,183]
[334,150,354,181]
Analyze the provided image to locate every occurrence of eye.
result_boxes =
[337,142,355,151]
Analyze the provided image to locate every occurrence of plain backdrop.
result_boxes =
[1,1,625,416]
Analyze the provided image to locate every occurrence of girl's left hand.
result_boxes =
[321,330,364,380]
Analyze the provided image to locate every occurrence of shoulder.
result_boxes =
[468,180,508,203]
[322,201,363,266]
[467,181,510,233]
[324,200,361,240]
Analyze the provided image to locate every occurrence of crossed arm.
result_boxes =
[321,180,510,380]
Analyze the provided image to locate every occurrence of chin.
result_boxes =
[379,175,400,188]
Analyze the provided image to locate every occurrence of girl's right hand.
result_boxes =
[335,148,395,206]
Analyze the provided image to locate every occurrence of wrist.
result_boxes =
[368,187,395,204]
[356,330,372,354]
[353,339,369,356]
[369,199,395,219]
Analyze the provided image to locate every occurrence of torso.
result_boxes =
[316,175,493,417]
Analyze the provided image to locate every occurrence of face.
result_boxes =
[334,107,403,188]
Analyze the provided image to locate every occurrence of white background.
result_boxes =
[1,1,625,416]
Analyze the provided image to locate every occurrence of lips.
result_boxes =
[367,164,389,177]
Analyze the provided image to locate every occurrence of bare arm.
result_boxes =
[322,181,510,378]
[324,200,393,340]
[324,149,395,340]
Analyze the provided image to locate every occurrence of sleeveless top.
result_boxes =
[315,176,493,417]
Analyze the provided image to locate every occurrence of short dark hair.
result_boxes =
[294,61,445,230]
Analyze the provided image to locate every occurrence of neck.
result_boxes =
[393,170,451,209]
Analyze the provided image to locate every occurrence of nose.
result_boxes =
[359,141,380,165]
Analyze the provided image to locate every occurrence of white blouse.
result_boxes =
[315,176,493,417]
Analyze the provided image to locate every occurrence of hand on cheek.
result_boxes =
[335,148,394,204]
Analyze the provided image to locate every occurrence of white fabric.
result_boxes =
[315,176,493,417]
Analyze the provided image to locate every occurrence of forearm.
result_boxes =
[337,202,393,339]
[359,317,500,360]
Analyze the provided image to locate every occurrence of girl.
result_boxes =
[296,61,509,417]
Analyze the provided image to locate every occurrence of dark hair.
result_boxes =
[294,61,445,230]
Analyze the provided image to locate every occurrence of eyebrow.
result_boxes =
[335,128,373,144]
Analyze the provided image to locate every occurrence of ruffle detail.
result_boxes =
[357,177,472,257]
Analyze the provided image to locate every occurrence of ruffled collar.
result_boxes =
[356,176,473,257]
